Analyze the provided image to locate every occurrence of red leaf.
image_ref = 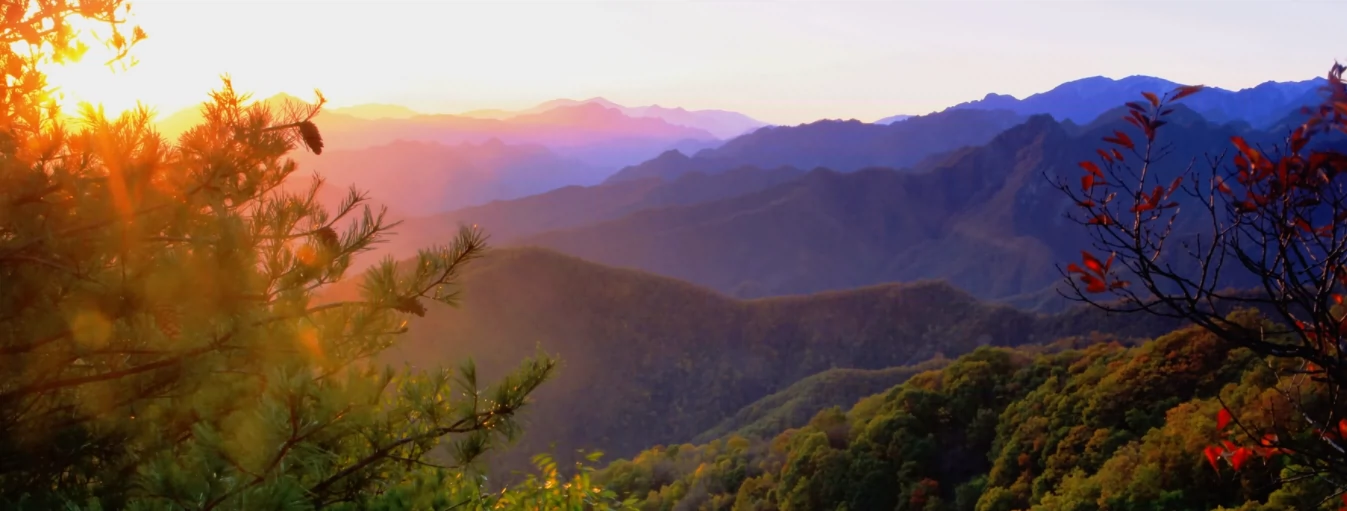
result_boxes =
[1111,148,1124,162]
[1066,263,1086,275]
[1338,418,1347,440]
[1229,447,1252,471]
[1217,409,1232,430]
[1081,174,1095,192]
[1215,176,1232,195]
[1079,274,1107,293]
[1079,161,1104,177]
[1203,445,1223,473]
[1087,214,1111,225]
[1172,84,1204,101]
[1081,251,1106,275]
[1291,126,1310,154]
[1103,130,1136,150]
[1257,433,1280,458]
[1142,91,1160,107]
[1096,148,1113,163]
[1295,218,1313,234]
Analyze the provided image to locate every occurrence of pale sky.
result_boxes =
[42,0,1347,125]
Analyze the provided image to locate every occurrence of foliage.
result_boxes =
[1056,63,1347,494]
[692,358,952,443]
[0,1,627,508]
[595,323,1346,510]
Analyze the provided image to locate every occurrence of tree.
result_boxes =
[0,1,629,508]
[1055,63,1347,498]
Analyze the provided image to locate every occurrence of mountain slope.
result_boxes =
[691,358,952,443]
[377,165,807,263]
[326,248,1182,475]
[604,108,1026,183]
[595,322,1294,510]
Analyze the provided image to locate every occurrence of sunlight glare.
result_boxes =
[34,16,144,119]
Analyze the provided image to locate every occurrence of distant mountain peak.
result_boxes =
[874,114,913,125]
[263,92,308,103]
[949,74,1321,127]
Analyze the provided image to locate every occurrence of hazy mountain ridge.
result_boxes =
[946,74,1324,128]
[327,103,422,119]
[516,105,1291,308]
[874,114,913,124]
[603,108,1027,183]
[459,96,769,139]
[286,138,602,218]
[155,94,721,173]
[372,165,808,265]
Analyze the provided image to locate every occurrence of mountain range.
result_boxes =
[944,74,1323,129]
[313,72,1330,478]
[459,96,769,139]
[603,108,1027,183]
[373,98,1294,310]
[156,94,724,178]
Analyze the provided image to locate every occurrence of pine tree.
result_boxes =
[0,1,630,509]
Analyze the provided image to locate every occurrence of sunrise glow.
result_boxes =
[33,0,1347,125]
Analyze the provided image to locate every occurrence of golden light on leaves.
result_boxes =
[69,309,112,349]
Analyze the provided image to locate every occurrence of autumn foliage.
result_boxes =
[1058,63,1347,496]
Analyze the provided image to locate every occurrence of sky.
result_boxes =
[41,0,1347,126]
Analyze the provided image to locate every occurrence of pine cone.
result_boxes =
[298,121,324,155]
[315,226,339,250]
[393,297,427,317]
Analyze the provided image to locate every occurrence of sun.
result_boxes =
[34,19,149,119]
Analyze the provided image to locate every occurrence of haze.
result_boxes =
[46,0,1347,125]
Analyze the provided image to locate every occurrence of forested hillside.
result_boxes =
[595,314,1335,510]
[322,248,1183,474]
